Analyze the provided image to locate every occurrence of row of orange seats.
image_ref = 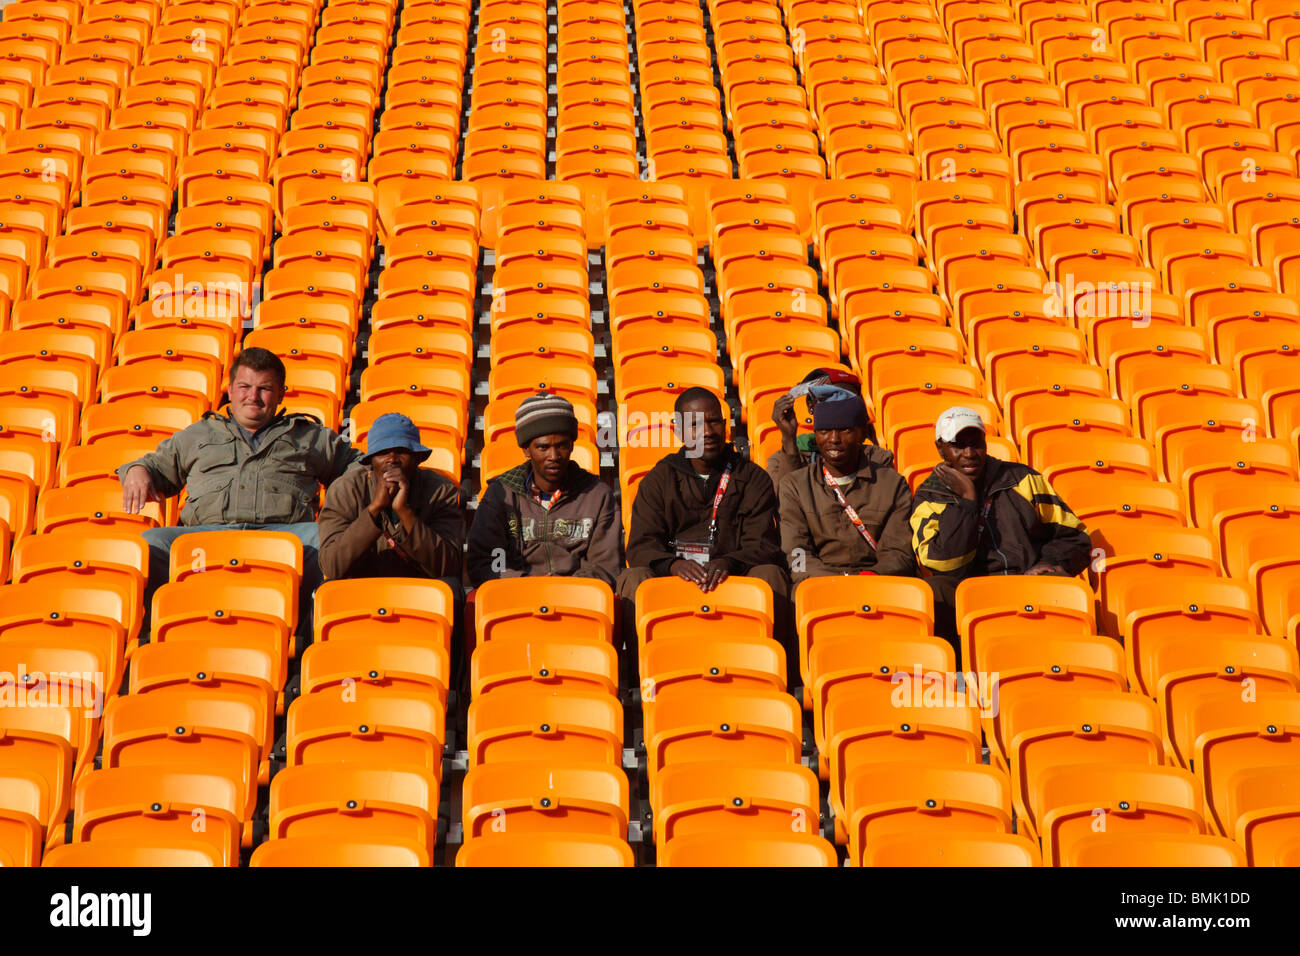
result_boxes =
[604,183,725,532]
[18,557,453,866]
[368,0,470,239]
[632,0,732,226]
[781,0,888,190]
[552,0,638,231]
[251,575,452,866]
[462,0,547,246]
[710,0,824,184]
[457,578,631,866]
[791,573,1276,865]
[956,573,1293,866]
[1,527,296,865]
[633,575,835,866]
[480,187,602,490]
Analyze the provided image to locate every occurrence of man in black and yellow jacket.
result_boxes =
[910,406,1091,648]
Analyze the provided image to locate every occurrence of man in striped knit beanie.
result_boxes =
[467,392,622,586]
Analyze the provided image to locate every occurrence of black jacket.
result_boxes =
[626,445,785,575]
[910,456,1091,579]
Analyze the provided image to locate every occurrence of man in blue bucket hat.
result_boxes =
[318,412,464,583]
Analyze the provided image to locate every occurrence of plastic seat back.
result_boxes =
[1064,832,1245,866]
[474,577,614,645]
[72,767,242,866]
[467,688,622,768]
[462,761,628,840]
[862,831,1040,866]
[314,578,454,653]
[286,688,446,777]
[1034,763,1205,865]
[269,764,439,859]
[456,833,632,867]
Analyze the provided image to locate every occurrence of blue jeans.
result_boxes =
[141,522,322,642]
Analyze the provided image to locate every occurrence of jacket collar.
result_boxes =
[979,456,1015,495]
[809,446,880,485]
[206,409,294,445]
[494,460,597,500]
[921,456,1015,501]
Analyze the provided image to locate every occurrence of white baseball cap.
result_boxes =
[935,406,986,443]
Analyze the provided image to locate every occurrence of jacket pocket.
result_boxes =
[186,438,238,503]
[262,478,317,523]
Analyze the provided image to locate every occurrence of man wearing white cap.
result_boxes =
[911,406,1091,647]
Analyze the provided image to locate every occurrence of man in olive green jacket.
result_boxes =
[119,348,361,635]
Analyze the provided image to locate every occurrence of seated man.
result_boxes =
[119,347,361,633]
[778,393,916,582]
[910,406,1092,645]
[467,392,621,587]
[618,385,788,625]
[317,412,463,584]
[767,366,892,486]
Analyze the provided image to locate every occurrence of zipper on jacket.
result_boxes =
[545,492,557,575]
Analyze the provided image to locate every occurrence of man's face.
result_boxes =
[228,365,286,432]
[936,427,988,481]
[369,447,419,484]
[814,425,867,471]
[526,433,574,486]
[677,397,727,462]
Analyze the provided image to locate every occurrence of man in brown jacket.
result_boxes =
[317,412,463,582]
[779,394,916,584]
[466,393,622,587]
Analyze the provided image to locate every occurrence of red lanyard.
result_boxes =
[706,464,733,547]
[529,474,562,509]
[822,464,878,551]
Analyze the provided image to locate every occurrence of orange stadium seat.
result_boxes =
[268,765,439,861]
[5,0,1298,875]
[861,832,1040,867]
[456,833,633,867]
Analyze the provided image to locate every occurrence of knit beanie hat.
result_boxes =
[515,392,579,447]
[812,394,868,430]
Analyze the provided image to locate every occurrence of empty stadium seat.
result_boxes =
[251,837,430,867]
[474,577,614,645]
[1063,833,1246,867]
[456,833,634,867]
[657,832,836,867]
[462,761,628,840]
[268,764,439,861]
[861,831,1040,867]
[845,763,1014,867]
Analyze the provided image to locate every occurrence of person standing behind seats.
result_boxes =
[466,392,622,587]
[618,387,789,638]
[911,406,1092,646]
[778,393,916,583]
[317,412,463,586]
[118,347,361,634]
[766,367,893,487]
